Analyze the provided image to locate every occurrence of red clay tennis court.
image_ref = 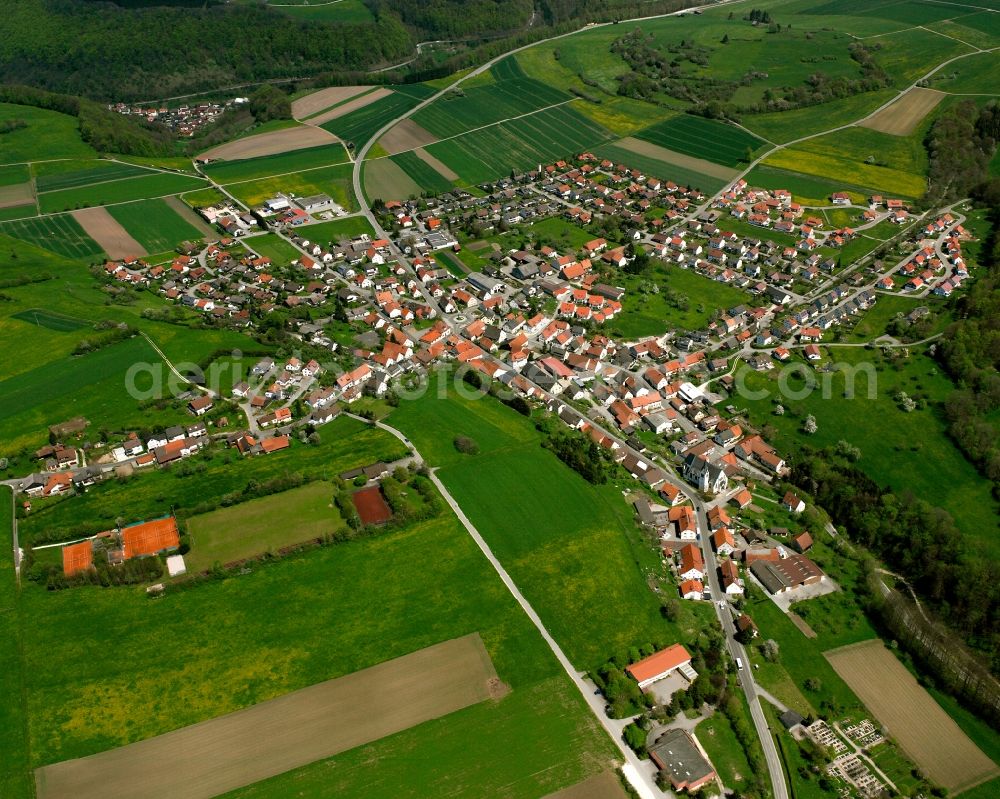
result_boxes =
[62,541,94,576]
[351,486,393,525]
[121,517,180,559]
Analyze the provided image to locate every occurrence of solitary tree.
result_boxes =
[803,414,818,434]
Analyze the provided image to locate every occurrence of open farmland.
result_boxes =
[37,173,209,214]
[932,51,1000,94]
[198,123,340,162]
[593,142,729,195]
[634,116,767,168]
[0,182,34,210]
[35,635,501,799]
[202,142,351,184]
[185,482,343,572]
[827,641,999,793]
[411,77,570,139]
[425,104,614,187]
[388,369,709,670]
[389,150,454,195]
[1,214,103,259]
[364,155,422,200]
[71,207,146,259]
[15,501,616,797]
[106,198,206,253]
[377,118,438,154]
[860,87,946,135]
[10,310,88,333]
[323,87,434,148]
[297,215,375,243]
[614,137,738,182]
[33,161,152,193]
[291,85,374,119]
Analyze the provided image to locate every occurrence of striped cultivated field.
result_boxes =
[425,104,614,187]
[634,115,768,168]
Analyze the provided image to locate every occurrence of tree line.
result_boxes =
[793,447,1000,680]
[926,100,1000,204]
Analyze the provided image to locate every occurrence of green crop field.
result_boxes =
[224,163,355,210]
[932,51,1000,94]
[10,309,88,332]
[388,369,711,670]
[744,90,898,144]
[107,198,205,253]
[0,103,97,163]
[33,161,153,193]
[634,116,767,168]
[412,77,570,139]
[37,172,209,214]
[1,213,103,259]
[426,104,614,187]
[729,347,1000,558]
[244,232,302,265]
[276,0,374,23]
[593,143,729,195]
[202,142,351,184]
[0,164,30,186]
[389,150,454,195]
[323,89,431,148]
[298,215,375,243]
[185,481,344,571]
[0,204,36,222]
[13,486,616,798]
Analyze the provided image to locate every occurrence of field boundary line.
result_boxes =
[917,23,985,52]
[36,169,178,196]
[212,156,354,187]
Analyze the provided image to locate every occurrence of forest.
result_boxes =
[0,0,411,101]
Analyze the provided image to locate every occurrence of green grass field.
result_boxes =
[106,198,205,253]
[743,91,898,144]
[0,163,30,186]
[425,104,614,187]
[202,142,351,184]
[387,370,710,670]
[244,232,302,265]
[634,116,767,168]
[412,77,570,139]
[223,163,356,210]
[1,213,103,259]
[185,481,344,571]
[0,103,97,163]
[10,309,88,332]
[37,172,208,214]
[15,494,617,798]
[593,143,729,195]
[729,347,1000,557]
[389,150,454,195]
[0,487,32,799]
[932,51,1000,94]
[298,215,375,243]
[743,164,869,206]
[32,160,152,192]
[613,263,752,339]
[696,710,754,792]
[323,89,431,148]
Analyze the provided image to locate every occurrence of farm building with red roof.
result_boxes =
[626,644,695,689]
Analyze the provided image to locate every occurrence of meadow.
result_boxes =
[388,369,711,670]
[932,51,1000,94]
[17,416,405,543]
[323,88,434,148]
[202,142,351,184]
[107,198,206,253]
[0,487,32,799]
[411,77,570,139]
[0,103,96,163]
[15,502,617,798]
[729,347,1000,557]
[298,215,375,243]
[743,90,899,144]
[185,481,344,571]
[32,160,152,192]
[224,162,356,210]
[612,263,752,339]
[594,143,729,195]
[425,104,614,187]
[37,172,209,214]
[276,0,374,23]
[743,164,868,206]
[634,116,767,168]
[389,150,454,195]
[244,232,303,264]
[696,709,754,793]
[1,213,103,259]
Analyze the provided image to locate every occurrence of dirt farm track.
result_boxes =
[826,640,999,793]
[35,634,502,799]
